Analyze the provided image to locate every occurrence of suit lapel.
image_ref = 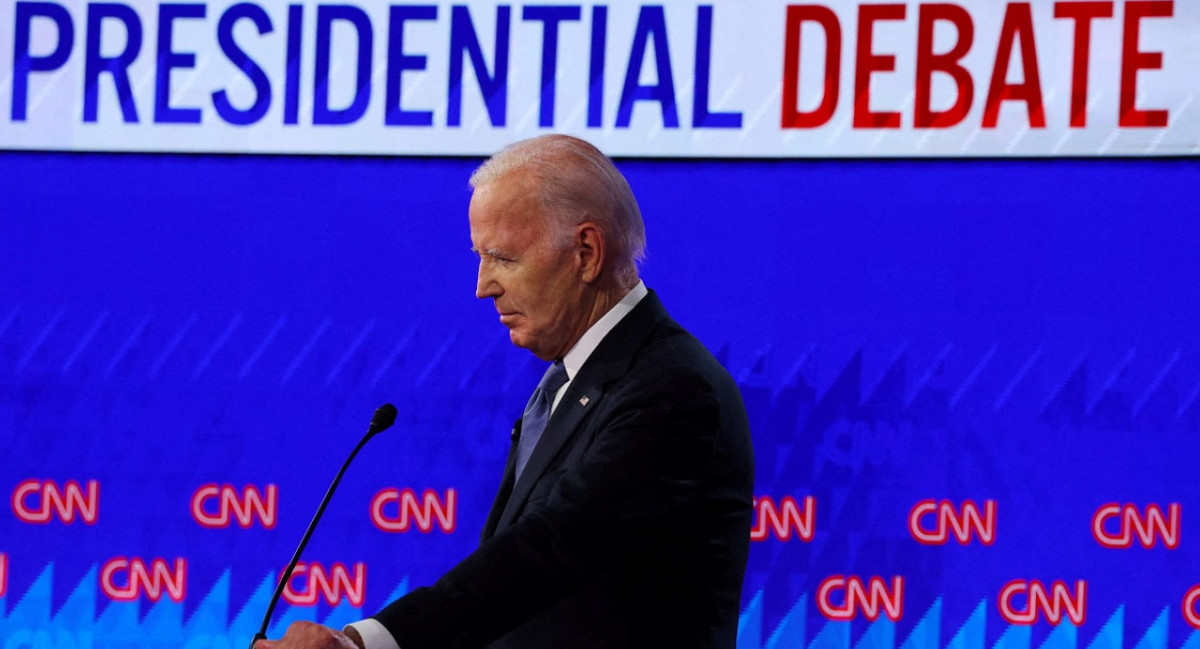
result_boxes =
[494,291,671,531]
[480,418,522,542]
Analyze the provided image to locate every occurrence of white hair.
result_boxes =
[470,134,645,287]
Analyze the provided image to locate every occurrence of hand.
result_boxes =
[254,621,362,649]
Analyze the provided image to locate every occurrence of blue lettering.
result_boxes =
[283,4,303,125]
[385,5,437,127]
[12,2,74,122]
[84,3,143,123]
[587,6,607,128]
[447,5,510,127]
[616,6,678,128]
[523,5,581,128]
[212,3,273,126]
[313,5,373,125]
[692,6,740,128]
[154,3,206,124]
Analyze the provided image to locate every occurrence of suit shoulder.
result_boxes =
[616,319,743,407]
[640,319,731,377]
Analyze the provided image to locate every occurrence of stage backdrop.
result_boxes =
[2,2,1200,649]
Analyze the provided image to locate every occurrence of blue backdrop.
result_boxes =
[1,152,1198,648]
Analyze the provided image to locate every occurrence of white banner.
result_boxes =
[2,0,1197,156]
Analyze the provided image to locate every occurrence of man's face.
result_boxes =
[470,170,586,361]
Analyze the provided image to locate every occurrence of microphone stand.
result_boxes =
[248,404,397,649]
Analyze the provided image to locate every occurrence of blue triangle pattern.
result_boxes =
[810,620,852,649]
[855,619,896,649]
[993,623,1032,649]
[383,577,410,606]
[737,590,764,649]
[93,600,143,648]
[230,573,277,638]
[8,563,55,628]
[900,597,942,649]
[321,600,364,632]
[184,571,232,648]
[140,596,186,647]
[0,576,1194,649]
[1131,608,1168,649]
[1038,619,1077,649]
[767,593,807,649]
[947,600,987,649]
[1086,605,1124,649]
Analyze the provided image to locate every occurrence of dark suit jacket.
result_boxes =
[374,291,754,648]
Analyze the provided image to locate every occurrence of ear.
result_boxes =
[575,222,606,284]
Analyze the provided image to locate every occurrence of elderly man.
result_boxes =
[258,135,753,649]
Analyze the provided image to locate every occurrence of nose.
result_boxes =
[476,261,500,299]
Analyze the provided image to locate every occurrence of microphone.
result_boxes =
[248,403,398,649]
[368,403,398,437]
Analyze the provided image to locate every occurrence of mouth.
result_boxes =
[498,312,518,325]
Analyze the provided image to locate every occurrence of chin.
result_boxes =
[508,328,558,360]
[509,334,550,360]
[508,331,534,351]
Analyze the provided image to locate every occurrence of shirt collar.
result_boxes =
[561,281,648,380]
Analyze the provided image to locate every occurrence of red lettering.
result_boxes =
[12,479,99,524]
[983,3,1045,128]
[817,575,905,621]
[853,4,906,128]
[782,5,842,128]
[1119,0,1172,127]
[751,496,815,542]
[100,557,187,603]
[191,483,277,529]
[0,553,6,598]
[1092,502,1180,549]
[1184,585,1200,630]
[908,499,996,545]
[915,3,974,128]
[371,488,456,533]
[1054,2,1114,127]
[998,580,1087,626]
[282,561,366,607]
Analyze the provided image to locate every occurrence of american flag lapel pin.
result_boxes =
[579,396,590,406]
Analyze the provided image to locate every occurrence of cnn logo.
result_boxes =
[371,488,456,533]
[750,496,815,542]
[1092,503,1180,549]
[998,580,1087,626]
[1184,585,1200,630]
[191,483,277,529]
[817,576,904,621]
[12,479,99,524]
[100,557,187,603]
[909,499,996,546]
[283,562,365,607]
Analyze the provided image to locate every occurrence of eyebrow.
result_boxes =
[471,246,512,258]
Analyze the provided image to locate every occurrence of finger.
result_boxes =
[254,640,278,649]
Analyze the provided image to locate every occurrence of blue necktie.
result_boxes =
[516,361,569,480]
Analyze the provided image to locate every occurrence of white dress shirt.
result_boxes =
[347,282,648,649]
